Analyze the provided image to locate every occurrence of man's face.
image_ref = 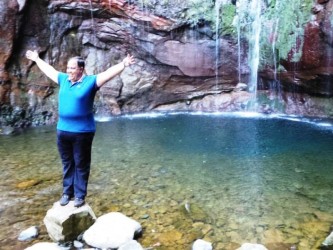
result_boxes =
[67,59,83,82]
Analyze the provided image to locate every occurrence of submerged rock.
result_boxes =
[16,179,42,189]
[156,229,183,246]
[181,202,210,223]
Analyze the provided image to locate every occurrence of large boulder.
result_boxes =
[43,201,96,242]
[83,212,142,249]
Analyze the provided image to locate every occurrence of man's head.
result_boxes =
[67,56,85,82]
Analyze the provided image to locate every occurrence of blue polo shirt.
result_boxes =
[57,72,99,133]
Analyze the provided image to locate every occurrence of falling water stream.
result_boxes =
[267,0,283,110]
[236,11,242,84]
[236,0,262,111]
[247,0,261,96]
[215,0,222,90]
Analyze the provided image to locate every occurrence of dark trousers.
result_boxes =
[57,130,95,199]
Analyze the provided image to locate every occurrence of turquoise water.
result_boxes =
[1,113,333,249]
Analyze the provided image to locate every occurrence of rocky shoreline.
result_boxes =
[17,200,333,250]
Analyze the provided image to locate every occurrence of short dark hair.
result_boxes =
[70,56,85,69]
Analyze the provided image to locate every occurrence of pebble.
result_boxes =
[140,214,150,219]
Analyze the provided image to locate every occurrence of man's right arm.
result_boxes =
[26,50,59,83]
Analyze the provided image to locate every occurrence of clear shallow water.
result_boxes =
[1,113,333,250]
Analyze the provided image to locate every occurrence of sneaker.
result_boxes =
[59,194,71,206]
[74,198,85,208]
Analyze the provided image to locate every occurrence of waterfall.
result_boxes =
[327,15,333,95]
[237,0,262,110]
[88,0,102,74]
[248,0,261,95]
[237,13,241,84]
[215,0,223,91]
[271,18,279,82]
[88,0,95,29]
[269,0,283,110]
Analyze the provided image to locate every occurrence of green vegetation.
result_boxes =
[185,0,236,36]
[260,0,314,65]
[221,4,237,36]
[185,0,215,27]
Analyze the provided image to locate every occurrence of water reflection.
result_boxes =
[1,113,333,249]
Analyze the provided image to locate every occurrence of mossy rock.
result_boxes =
[16,179,42,189]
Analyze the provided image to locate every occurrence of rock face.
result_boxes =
[1,0,333,128]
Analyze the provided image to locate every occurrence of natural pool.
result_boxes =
[1,112,333,250]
